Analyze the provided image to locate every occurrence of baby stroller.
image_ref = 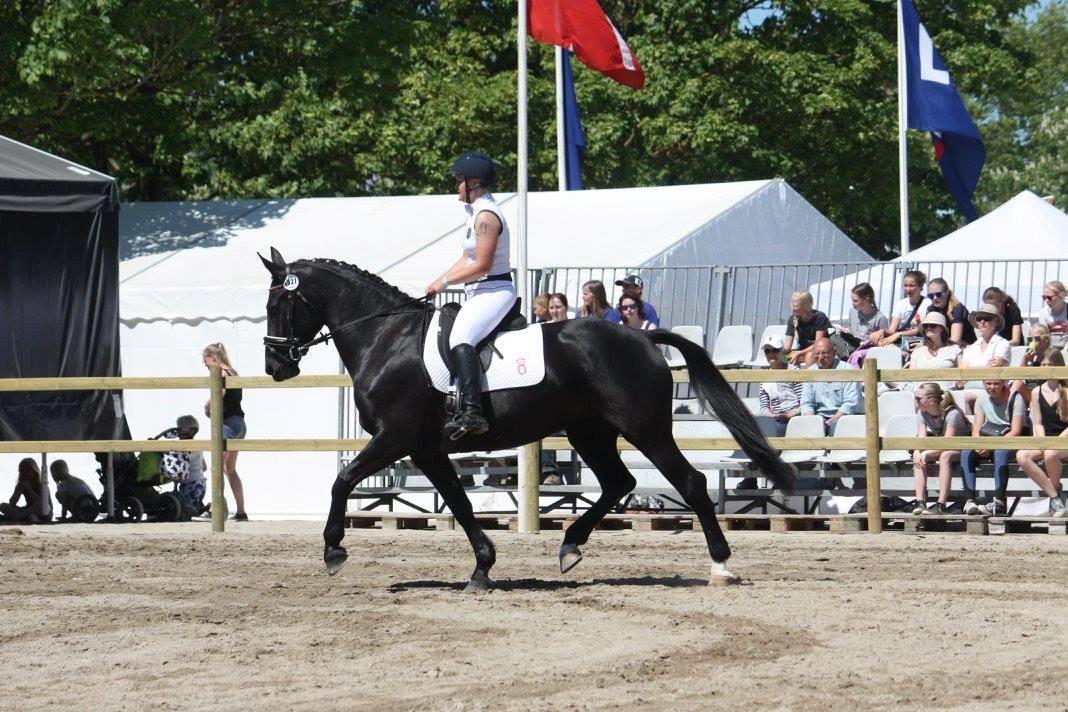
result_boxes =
[95,426,192,523]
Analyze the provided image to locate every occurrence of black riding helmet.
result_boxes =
[450,151,496,189]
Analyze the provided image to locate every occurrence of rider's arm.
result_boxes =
[426,211,502,295]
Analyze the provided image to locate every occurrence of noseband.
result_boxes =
[263,276,434,365]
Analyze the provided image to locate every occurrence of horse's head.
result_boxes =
[260,247,326,381]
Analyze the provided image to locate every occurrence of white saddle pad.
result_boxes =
[423,312,546,394]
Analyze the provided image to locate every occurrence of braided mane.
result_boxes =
[300,258,430,310]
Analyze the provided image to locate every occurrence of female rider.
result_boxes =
[425,152,516,439]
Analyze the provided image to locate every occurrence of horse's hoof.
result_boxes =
[708,561,741,586]
[559,544,584,574]
[324,546,348,576]
[463,575,491,593]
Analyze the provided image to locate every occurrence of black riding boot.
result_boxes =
[444,344,489,440]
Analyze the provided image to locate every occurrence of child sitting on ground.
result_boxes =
[51,460,95,520]
[171,415,208,517]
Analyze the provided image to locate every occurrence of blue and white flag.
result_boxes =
[562,50,586,190]
[902,0,985,220]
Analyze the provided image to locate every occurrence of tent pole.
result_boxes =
[555,47,566,190]
[897,0,910,256]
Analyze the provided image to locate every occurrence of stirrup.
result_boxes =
[444,412,489,440]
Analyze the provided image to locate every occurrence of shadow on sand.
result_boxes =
[388,574,710,593]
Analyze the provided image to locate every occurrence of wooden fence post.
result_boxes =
[863,358,882,533]
[209,365,226,533]
[517,442,541,533]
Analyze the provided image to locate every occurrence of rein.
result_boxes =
[264,282,434,362]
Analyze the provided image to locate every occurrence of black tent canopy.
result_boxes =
[0,134,128,441]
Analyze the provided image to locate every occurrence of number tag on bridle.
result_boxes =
[283,274,300,291]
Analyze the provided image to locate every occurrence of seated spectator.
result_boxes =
[875,269,929,349]
[900,312,961,391]
[577,280,616,321]
[800,337,862,433]
[50,460,94,521]
[1016,350,1068,517]
[957,303,1011,410]
[982,286,1024,346]
[757,334,801,436]
[532,293,551,323]
[1038,280,1068,350]
[1015,323,1052,403]
[0,458,52,523]
[783,290,831,367]
[962,379,1029,516]
[613,275,659,327]
[173,415,208,517]
[925,278,974,346]
[911,383,967,515]
[547,293,569,322]
[844,282,888,366]
[618,295,657,331]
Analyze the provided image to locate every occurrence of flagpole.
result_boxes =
[516,0,539,534]
[897,0,910,256]
[555,47,566,190]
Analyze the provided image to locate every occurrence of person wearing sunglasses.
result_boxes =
[617,295,657,331]
[957,303,1011,411]
[982,286,1024,346]
[910,382,967,515]
[924,278,973,346]
[899,312,961,391]
[1037,280,1068,350]
[756,334,801,437]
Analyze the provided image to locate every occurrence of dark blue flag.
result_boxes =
[902,0,985,221]
[562,51,586,190]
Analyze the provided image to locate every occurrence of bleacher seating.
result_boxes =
[878,391,916,434]
[711,324,753,368]
[818,414,867,466]
[663,325,705,369]
[746,324,787,368]
[780,415,826,465]
[865,345,905,370]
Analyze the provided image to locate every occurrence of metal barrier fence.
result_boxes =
[4,364,1068,534]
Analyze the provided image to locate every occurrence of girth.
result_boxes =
[437,298,527,376]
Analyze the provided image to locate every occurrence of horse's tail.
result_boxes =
[650,331,798,493]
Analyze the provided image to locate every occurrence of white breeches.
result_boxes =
[450,286,518,348]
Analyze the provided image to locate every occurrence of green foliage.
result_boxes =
[0,0,1061,258]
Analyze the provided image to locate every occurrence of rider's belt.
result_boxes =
[465,272,513,286]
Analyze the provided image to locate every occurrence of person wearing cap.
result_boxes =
[172,415,208,517]
[50,460,94,521]
[782,290,831,367]
[982,286,1024,346]
[901,312,962,391]
[799,337,862,433]
[611,275,659,327]
[956,303,1011,411]
[425,151,516,439]
[757,334,802,436]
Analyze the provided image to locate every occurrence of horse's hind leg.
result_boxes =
[558,420,637,573]
[411,453,496,592]
[629,431,739,585]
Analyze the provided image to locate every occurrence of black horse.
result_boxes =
[260,248,796,589]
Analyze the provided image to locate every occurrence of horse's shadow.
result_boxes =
[388,575,710,592]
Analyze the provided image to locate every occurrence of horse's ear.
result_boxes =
[270,246,286,268]
[259,251,285,279]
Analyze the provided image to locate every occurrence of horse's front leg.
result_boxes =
[412,453,496,591]
[324,435,406,576]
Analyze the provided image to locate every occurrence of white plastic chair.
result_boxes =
[746,324,788,368]
[878,390,916,434]
[818,414,867,464]
[711,325,753,368]
[879,414,916,465]
[780,415,826,464]
[949,389,971,416]
[865,345,904,370]
[1009,345,1027,367]
[740,397,761,416]
[663,325,705,369]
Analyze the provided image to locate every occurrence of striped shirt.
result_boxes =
[759,381,803,417]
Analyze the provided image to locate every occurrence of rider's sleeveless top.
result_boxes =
[461,194,511,296]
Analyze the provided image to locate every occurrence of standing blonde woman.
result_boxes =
[202,343,248,521]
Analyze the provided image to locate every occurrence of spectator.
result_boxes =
[618,295,657,331]
[911,383,967,515]
[901,312,961,391]
[925,278,974,346]
[876,269,929,349]
[173,415,208,517]
[800,337,862,433]
[783,290,831,367]
[962,379,1028,516]
[203,342,248,522]
[547,293,569,322]
[613,274,659,327]
[1015,350,1068,517]
[0,458,51,523]
[50,460,94,521]
[957,303,1011,410]
[1037,280,1068,350]
[982,286,1024,346]
[1015,323,1052,403]
[532,293,551,323]
[577,280,615,321]
[757,334,801,436]
[844,282,888,367]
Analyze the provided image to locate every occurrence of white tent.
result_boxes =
[4,180,867,517]
[812,191,1068,322]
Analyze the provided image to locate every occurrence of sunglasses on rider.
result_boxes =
[926,291,945,299]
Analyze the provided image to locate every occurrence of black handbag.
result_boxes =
[978,422,1010,437]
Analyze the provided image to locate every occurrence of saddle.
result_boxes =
[436,298,527,376]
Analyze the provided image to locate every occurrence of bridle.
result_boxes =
[263,275,434,364]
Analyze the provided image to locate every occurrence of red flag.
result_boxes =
[528,0,644,90]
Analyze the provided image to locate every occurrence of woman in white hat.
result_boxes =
[957,303,1011,410]
[757,334,801,437]
[902,312,961,391]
